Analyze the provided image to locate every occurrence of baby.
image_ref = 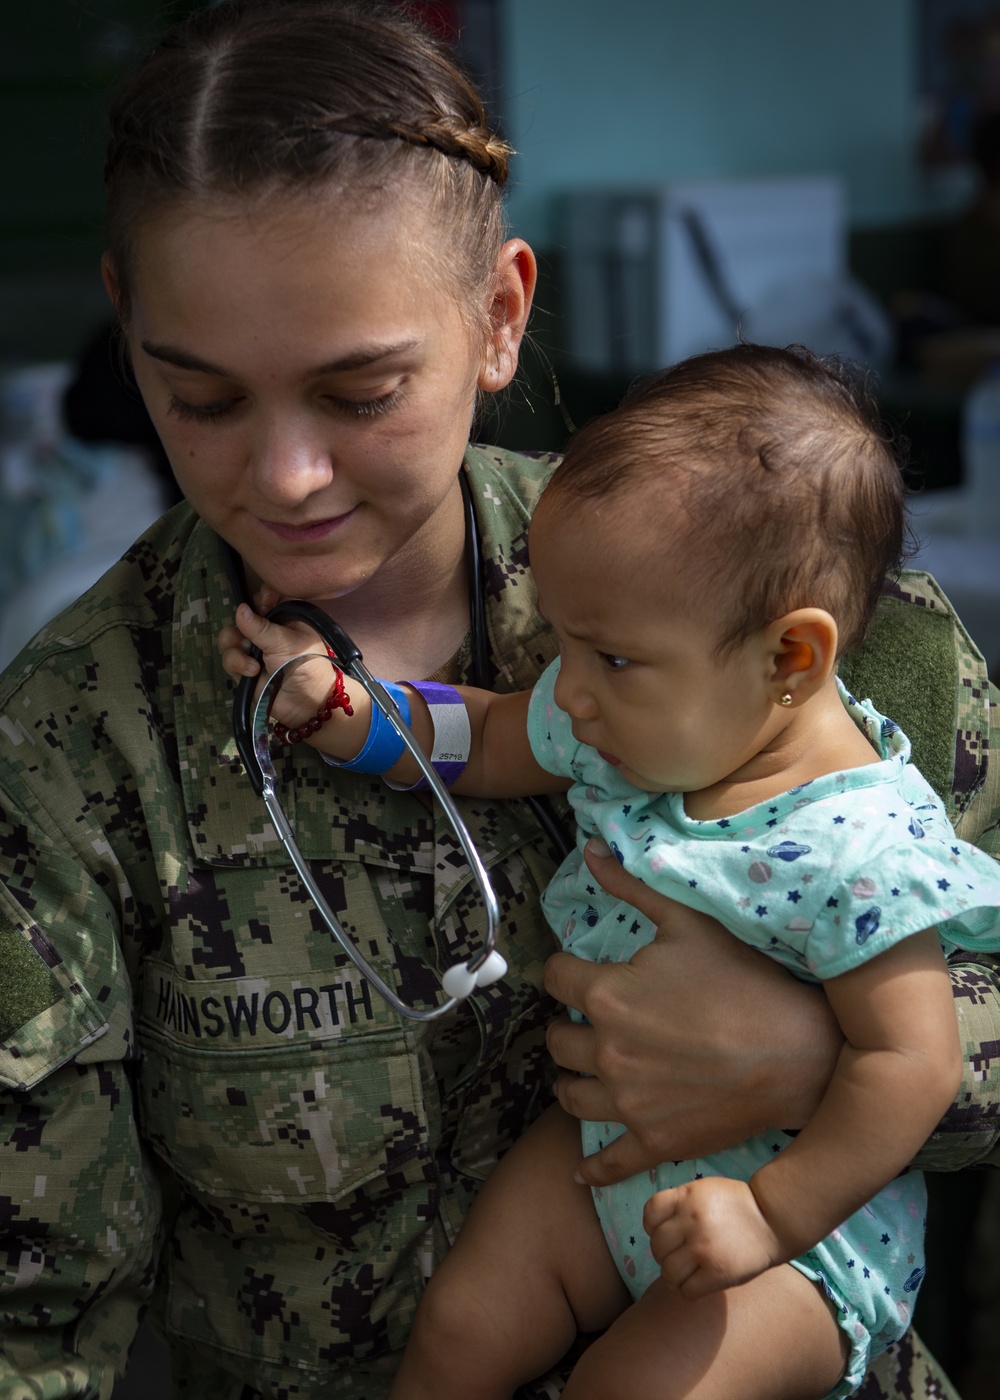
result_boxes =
[221,344,1000,1400]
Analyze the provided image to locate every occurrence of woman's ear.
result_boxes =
[766,608,839,707]
[101,253,123,318]
[477,238,537,392]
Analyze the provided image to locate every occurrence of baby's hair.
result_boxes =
[104,0,510,332]
[542,343,908,656]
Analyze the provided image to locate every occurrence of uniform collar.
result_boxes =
[172,516,275,865]
[460,445,557,692]
[172,448,560,866]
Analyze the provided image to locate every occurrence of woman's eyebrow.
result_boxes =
[140,338,420,377]
[141,341,226,374]
[311,340,419,374]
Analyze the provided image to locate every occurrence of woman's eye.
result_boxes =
[325,387,403,419]
[599,653,630,672]
[168,395,240,424]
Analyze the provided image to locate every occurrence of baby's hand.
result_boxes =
[643,1176,783,1299]
[218,602,342,733]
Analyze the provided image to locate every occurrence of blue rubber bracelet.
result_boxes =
[324,680,410,774]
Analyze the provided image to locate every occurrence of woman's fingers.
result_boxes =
[580,835,688,925]
[543,838,841,1184]
[544,1012,598,1077]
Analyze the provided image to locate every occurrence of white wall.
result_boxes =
[503,0,931,247]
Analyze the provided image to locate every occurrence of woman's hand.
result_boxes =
[544,839,843,1187]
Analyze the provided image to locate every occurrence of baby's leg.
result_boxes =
[389,1102,631,1400]
[561,1262,850,1400]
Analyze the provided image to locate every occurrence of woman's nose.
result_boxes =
[249,421,333,504]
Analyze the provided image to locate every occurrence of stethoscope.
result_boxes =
[226,472,570,1022]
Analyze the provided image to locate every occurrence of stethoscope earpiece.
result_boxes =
[441,949,508,1000]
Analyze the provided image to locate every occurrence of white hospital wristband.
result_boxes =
[385,680,470,791]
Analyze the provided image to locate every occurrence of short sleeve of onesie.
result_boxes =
[527,661,1000,982]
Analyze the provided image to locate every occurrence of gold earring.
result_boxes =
[780,692,793,707]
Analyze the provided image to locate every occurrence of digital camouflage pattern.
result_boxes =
[841,571,1000,1180]
[0,446,996,1400]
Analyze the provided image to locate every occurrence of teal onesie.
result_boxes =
[527,663,1000,1398]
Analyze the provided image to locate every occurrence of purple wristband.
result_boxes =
[385,680,470,791]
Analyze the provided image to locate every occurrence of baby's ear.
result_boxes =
[767,609,838,706]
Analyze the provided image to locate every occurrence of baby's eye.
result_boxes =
[599,653,630,672]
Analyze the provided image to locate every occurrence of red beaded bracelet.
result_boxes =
[271,664,354,744]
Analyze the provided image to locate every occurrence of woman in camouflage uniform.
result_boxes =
[0,3,996,1398]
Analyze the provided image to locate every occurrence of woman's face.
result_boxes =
[114,195,527,604]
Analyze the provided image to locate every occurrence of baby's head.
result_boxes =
[535,342,906,659]
[528,344,908,796]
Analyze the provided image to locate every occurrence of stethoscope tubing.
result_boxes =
[223,472,569,1021]
[235,600,503,1022]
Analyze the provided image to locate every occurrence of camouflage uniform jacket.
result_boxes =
[0,445,997,1400]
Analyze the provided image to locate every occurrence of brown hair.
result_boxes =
[541,343,908,656]
[104,0,511,329]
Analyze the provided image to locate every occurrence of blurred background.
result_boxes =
[3,1,1000,1396]
[6,0,1000,677]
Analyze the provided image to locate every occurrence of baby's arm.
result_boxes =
[220,604,565,798]
[644,927,962,1299]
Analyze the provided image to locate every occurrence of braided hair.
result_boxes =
[105,0,511,325]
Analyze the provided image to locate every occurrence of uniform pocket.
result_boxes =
[138,958,428,1204]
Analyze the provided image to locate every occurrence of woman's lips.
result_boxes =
[258,508,357,543]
